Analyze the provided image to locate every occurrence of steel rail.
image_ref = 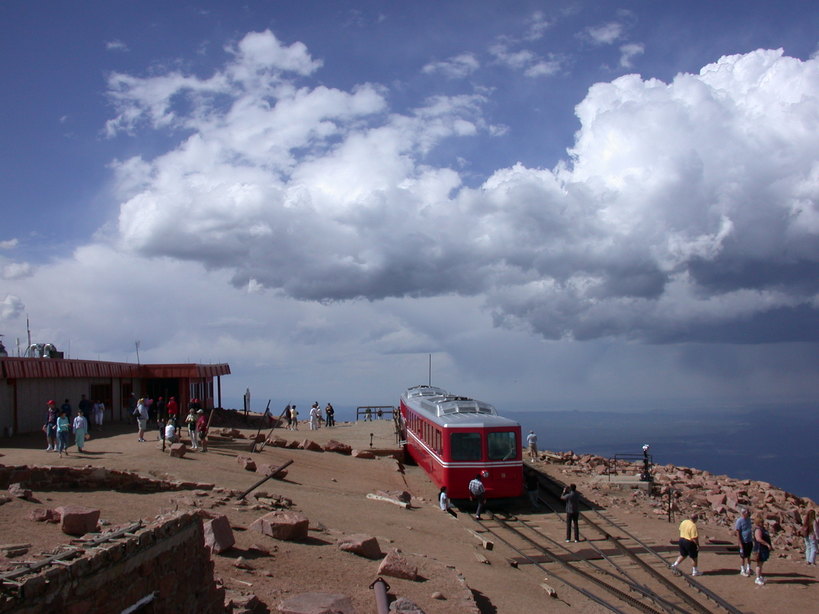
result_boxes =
[486,516,667,614]
[474,518,632,614]
[590,510,744,614]
[513,516,691,614]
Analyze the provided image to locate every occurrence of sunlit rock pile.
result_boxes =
[543,450,815,555]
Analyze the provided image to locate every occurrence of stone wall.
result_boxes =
[0,512,224,614]
[0,464,214,492]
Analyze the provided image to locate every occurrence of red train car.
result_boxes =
[400,385,523,499]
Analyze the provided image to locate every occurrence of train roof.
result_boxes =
[402,385,519,429]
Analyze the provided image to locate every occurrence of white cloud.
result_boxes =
[422,53,480,79]
[2,262,33,280]
[0,295,24,321]
[582,22,624,45]
[489,44,562,78]
[619,42,644,68]
[0,239,18,250]
[104,42,818,347]
[106,40,129,52]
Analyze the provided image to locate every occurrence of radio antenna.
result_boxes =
[428,353,432,386]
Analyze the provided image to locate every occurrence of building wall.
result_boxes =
[0,512,224,614]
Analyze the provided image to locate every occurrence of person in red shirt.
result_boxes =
[195,409,208,452]
[166,397,179,421]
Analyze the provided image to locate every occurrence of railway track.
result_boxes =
[467,470,744,614]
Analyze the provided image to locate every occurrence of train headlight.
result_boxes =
[481,470,489,479]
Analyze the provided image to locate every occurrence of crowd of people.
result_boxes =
[43,395,105,456]
[282,402,335,431]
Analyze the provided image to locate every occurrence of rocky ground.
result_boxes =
[0,416,817,613]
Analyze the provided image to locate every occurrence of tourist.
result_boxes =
[284,404,292,429]
[56,409,71,457]
[309,402,320,430]
[752,513,774,585]
[526,430,538,461]
[468,474,486,520]
[44,400,58,451]
[166,396,179,422]
[134,398,148,442]
[289,405,299,430]
[155,396,166,421]
[60,398,72,419]
[185,407,199,449]
[671,513,702,576]
[735,508,754,576]
[803,509,818,565]
[72,409,88,453]
[78,394,92,422]
[195,409,208,452]
[164,419,177,444]
[93,399,105,430]
[325,403,335,427]
[439,486,457,517]
[561,483,581,542]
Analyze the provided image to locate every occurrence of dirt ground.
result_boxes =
[1,418,817,613]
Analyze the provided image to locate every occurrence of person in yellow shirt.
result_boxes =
[671,513,702,576]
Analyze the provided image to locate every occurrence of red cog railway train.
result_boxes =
[399,385,523,499]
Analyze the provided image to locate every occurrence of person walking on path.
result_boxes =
[44,400,58,451]
[185,408,199,449]
[289,405,299,430]
[526,431,538,461]
[752,513,774,585]
[134,398,149,442]
[325,403,335,427]
[72,410,88,453]
[56,409,71,457]
[735,508,754,576]
[671,513,702,576]
[802,509,817,565]
[309,403,321,430]
[439,486,457,518]
[561,483,581,542]
[469,474,486,520]
[93,399,105,431]
[195,409,208,452]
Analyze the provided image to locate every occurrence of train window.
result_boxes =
[488,431,517,460]
[450,432,482,461]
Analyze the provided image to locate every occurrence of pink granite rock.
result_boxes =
[248,510,309,541]
[56,505,100,536]
[8,483,32,500]
[323,440,352,455]
[203,515,235,554]
[256,464,288,480]
[378,549,419,581]
[169,443,188,458]
[28,507,60,523]
[351,449,375,459]
[337,534,382,559]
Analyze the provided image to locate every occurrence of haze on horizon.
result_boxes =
[1,1,817,414]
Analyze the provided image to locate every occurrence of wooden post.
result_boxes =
[249,400,271,452]
[238,460,293,499]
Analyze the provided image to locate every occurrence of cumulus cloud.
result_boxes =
[2,262,33,280]
[489,44,562,77]
[422,53,480,79]
[0,295,25,321]
[108,35,819,345]
[0,239,18,250]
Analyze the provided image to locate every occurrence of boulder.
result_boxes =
[299,439,324,452]
[204,515,235,554]
[56,505,100,536]
[169,443,188,458]
[277,592,354,614]
[267,437,288,448]
[337,534,382,559]
[237,456,257,472]
[27,508,60,523]
[8,483,32,500]
[323,440,352,455]
[249,511,309,541]
[256,464,289,480]
[351,449,376,459]
[378,549,419,581]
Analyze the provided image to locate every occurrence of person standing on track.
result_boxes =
[671,513,703,576]
[561,483,581,542]
[469,475,486,520]
[526,430,538,461]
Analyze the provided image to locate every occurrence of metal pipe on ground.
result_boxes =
[369,577,390,614]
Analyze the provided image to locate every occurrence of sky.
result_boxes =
[1,1,818,415]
